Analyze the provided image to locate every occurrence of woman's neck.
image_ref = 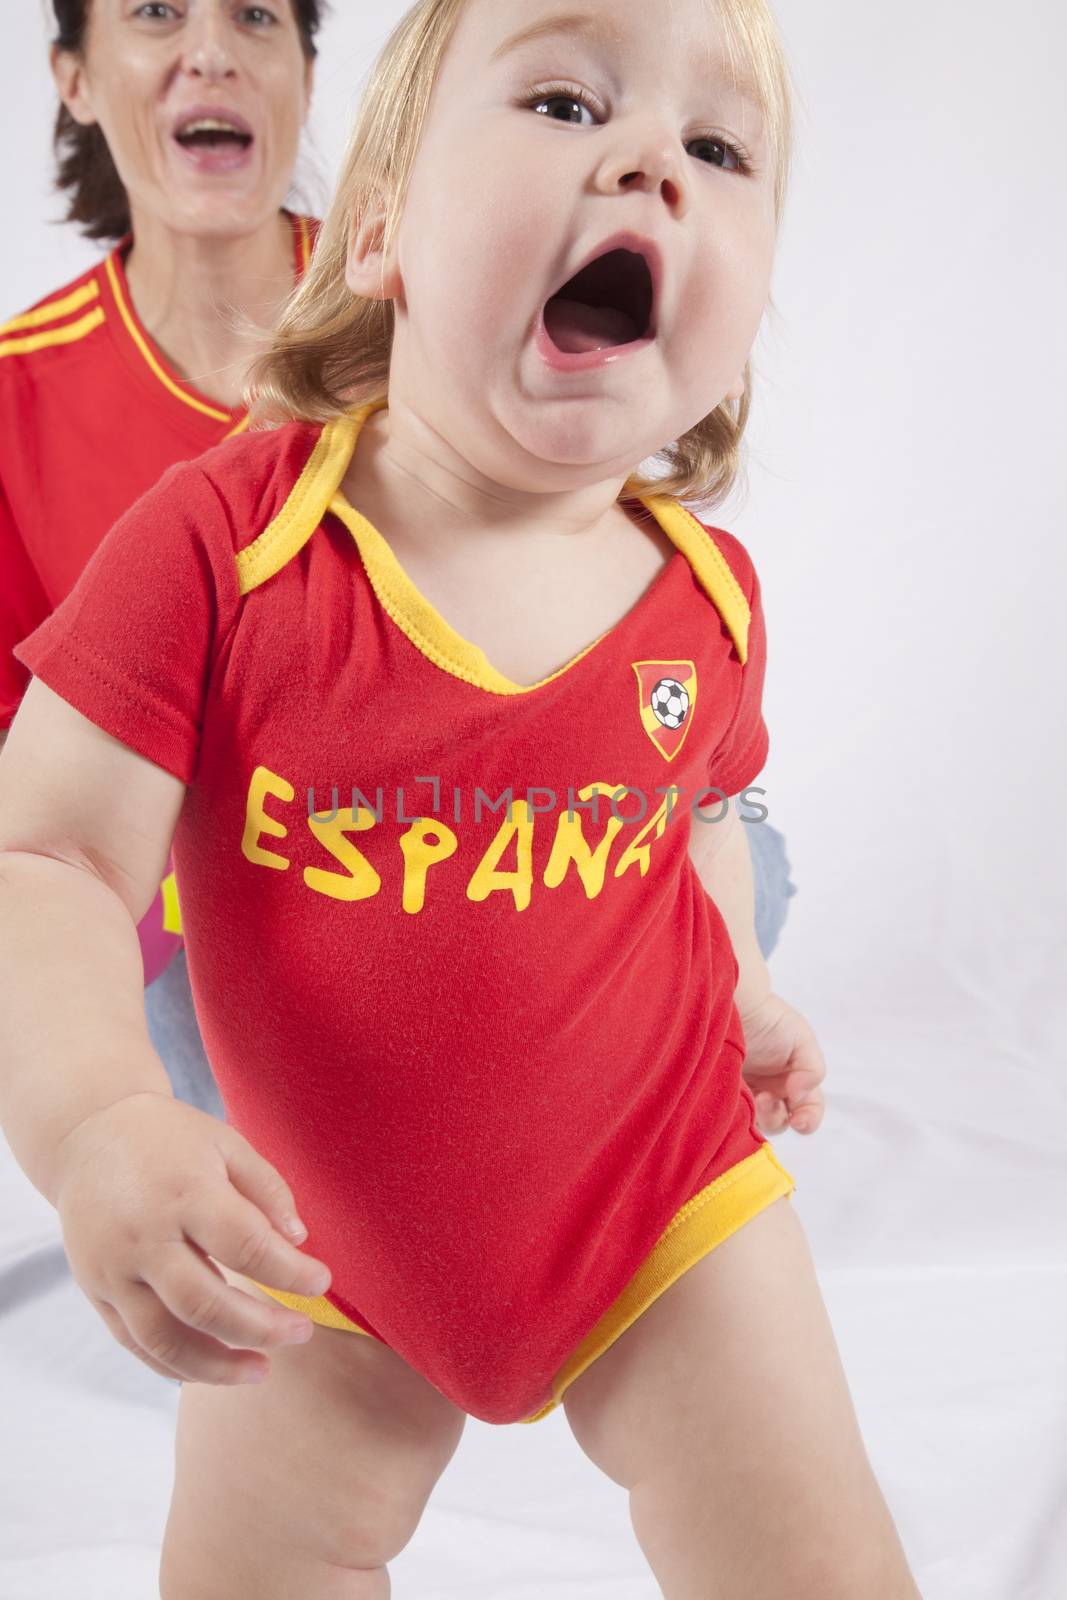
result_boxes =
[122,208,297,411]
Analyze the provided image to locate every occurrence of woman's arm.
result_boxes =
[0,679,185,1206]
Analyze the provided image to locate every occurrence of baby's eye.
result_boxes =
[687,135,748,173]
[524,84,601,129]
[133,2,180,19]
[522,85,751,173]
[237,5,280,24]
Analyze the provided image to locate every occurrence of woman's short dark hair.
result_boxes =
[51,1,326,243]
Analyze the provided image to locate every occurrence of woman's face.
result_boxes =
[52,1,312,238]
[354,0,778,495]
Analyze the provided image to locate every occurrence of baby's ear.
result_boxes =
[345,195,399,302]
[724,372,746,403]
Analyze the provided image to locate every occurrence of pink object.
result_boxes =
[136,854,183,987]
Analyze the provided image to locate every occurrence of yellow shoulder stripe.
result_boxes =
[0,306,106,360]
[0,279,100,336]
[235,411,363,595]
[632,496,752,665]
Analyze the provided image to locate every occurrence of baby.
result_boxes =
[0,0,923,1596]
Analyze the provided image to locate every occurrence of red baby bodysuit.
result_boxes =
[13,398,795,1424]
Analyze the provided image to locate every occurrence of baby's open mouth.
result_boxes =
[542,248,656,354]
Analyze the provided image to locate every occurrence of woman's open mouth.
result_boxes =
[535,246,657,372]
[172,109,255,174]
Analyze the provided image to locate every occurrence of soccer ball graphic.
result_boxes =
[650,677,690,730]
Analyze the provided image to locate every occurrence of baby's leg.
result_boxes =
[159,1269,467,1599]
[562,1196,922,1600]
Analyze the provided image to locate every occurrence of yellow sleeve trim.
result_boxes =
[104,254,233,424]
[0,279,100,336]
[235,410,365,595]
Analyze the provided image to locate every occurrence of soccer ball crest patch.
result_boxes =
[632,660,697,760]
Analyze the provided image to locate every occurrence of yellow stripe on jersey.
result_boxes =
[298,215,312,272]
[0,306,105,360]
[223,414,251,440]
[104,254,233,424]
[160,871,183,935]
[0,279,101,335]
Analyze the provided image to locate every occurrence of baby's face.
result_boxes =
[374,0,777,494]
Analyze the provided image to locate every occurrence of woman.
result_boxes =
[0,0,324,1115]
[0,0,797,1131]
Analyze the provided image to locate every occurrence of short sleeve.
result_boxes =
[0,478,52,730]
[707,560,770,797]
[11,459,240,784]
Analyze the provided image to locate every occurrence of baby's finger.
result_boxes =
[781,1069,825,1122]
[144,1243,316,1351]
[755,1093,790,1135]
[183,1186,332,1301]
[220,1130,312,1246]
[93,1295,186,1383]
[787,1096,825,1135]
[106,1280,272,1385]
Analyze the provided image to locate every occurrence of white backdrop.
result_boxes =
[2,2,1066,1597]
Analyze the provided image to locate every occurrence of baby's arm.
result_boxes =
[0,678,180,1205]
[689,800,771,1021]
[0,675,331,1388]
[689,801,826,1137]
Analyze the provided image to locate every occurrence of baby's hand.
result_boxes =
[54,1092,332,1386]
[738,993,826,1137]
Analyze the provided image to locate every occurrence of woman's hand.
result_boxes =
[738,992,826,1137]
[54,1092,333,1386]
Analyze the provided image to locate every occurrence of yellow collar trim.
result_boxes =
[236,410,360,595]
[235,399,753,681]
[328,487,616,695]
[640,495,752,664]
[105,253,234,424]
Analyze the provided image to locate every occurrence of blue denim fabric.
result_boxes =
[144,826,798,1119]
[746,819,799,960]
[143,949,225,1121]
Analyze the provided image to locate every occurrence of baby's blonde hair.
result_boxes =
[249,0,796,508]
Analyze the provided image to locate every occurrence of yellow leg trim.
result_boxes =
[248,1142,797,1422]
[518,1141,798,1424]
[247,1280,376,1336]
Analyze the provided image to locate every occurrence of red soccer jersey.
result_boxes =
[0,211,317,980]
[13,399,795,1423]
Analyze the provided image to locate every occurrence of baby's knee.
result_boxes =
[161,1313,465,1594]
[161,1419,441,1597]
